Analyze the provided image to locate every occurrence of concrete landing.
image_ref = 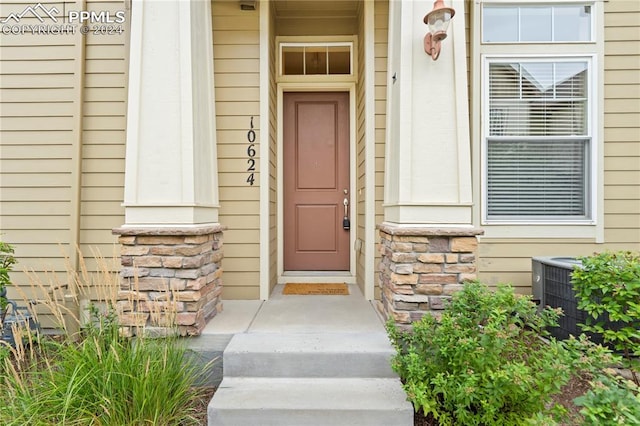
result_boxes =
[204,284,413,426]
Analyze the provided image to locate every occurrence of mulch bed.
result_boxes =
[192,386,216,425]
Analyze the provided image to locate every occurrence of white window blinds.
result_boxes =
[489,62,588,136]
[487,140,587,217]
[486,60,590,219]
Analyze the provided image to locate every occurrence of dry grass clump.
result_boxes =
[0,248,211,426]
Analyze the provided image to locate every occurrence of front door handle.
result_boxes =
[342,197,350,230]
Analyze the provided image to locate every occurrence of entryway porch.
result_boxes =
[190,284,412,425]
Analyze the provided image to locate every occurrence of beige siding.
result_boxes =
[269,3,278,293]
[212,0,261,299]
[476,1,640,292]
[0,13,66,311]
[80,0,128,269]
[355,2,366,294]
[602,0,640,250]
[0,4,80,295]
[0,1,128,327]
[374,0,389,299]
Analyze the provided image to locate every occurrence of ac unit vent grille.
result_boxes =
[532,256,618,346]
[542,264,587,340]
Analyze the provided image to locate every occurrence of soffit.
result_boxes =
[273,0,359,20]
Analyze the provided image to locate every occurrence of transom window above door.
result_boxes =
[278,40,355,79]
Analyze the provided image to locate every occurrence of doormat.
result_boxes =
[282,283,349,295]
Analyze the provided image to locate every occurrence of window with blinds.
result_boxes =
[486,60,591,220]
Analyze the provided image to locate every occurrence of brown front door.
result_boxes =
[284,92,350,271]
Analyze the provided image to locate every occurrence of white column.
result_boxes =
[384,0,472,226]
[123,0,219,226]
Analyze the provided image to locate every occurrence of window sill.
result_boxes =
[478,222,597,240]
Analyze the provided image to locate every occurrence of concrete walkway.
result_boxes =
[199,284,413,426]
[200,282,387,335]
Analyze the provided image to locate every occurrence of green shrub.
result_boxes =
[0,241,16,313]
[572,251,640,384]
[387,282,595,425]
[575,372,640,425]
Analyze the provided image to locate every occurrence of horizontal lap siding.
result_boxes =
[374,0,388,299]
[0,1,128,329]
[603,0,640,247]
[80,1,128,267]
[269,7,277,294]
[0,0,83,305]
[477,2,640,291]
[213,0,260,299]
[356,2,366,294]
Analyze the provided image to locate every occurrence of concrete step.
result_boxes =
[223,332,396,378]
[207,377,413,426]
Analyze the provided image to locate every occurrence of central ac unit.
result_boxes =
[532,256,586,340]
[532,256,622,345]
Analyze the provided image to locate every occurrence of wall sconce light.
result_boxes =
[423,0,455,60]
[239,0,257,11]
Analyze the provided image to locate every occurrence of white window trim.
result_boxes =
[276,36,357,83]
[481,54,598,226]
[471,0,604,241]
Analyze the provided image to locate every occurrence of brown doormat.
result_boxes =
[282,283,349,295]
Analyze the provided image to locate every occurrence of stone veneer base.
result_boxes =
[378,222,484,329]
[112,224,225,336]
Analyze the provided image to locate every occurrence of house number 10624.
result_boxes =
[247,116,256,186]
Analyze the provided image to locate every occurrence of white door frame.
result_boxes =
[258,1,376,300]
[276,83,357,285]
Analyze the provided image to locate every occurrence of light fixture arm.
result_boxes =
[423,0,455,61]
[424,32,444,61]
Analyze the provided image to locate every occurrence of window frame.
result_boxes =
[481,2,596,45]
[471,0,604,240]
[275,36,358,83]
[481,54,598,226]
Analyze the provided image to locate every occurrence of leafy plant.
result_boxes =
[0,241,17,315]
[574,372,640,425]
[1,305,210,425]
[387,282,602,425]
[0,250,212,426]
[572,251,640,385]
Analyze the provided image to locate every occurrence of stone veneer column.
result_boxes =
[112,225,224,336]
[115,0,223,336]
[378,223,483,328]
